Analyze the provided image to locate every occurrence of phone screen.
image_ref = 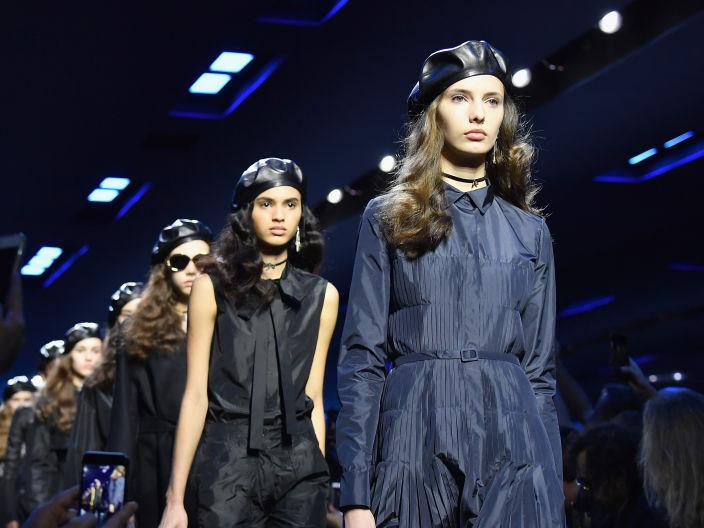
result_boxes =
[80,454,128,526]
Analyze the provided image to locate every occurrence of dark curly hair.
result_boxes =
[201,203,323,308]
[379,93,540,259]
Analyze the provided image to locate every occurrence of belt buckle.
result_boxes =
[461,349,478,362]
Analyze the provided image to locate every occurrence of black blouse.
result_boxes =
[206,264,328,450]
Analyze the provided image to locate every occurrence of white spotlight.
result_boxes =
[379,155,396,173]
[648,375,658,383]
[598,11,622,34]
[673,372,683,382]
[511,68,531,89]
[326,188,344,204]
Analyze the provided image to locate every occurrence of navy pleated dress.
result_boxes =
[337,182,565,527]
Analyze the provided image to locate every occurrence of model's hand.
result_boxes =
[158,502,188,528]
[343,508,375,528]
[619,357,657,399]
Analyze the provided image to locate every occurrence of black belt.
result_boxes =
[138,416,176,434]
[394,350,520,368]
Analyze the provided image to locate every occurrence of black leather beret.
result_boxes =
[151,219,213,265]
[407,40,509,117]
[107,281,144,328]
[232,158,306,211]
[64,322,101,354]
[39,339,65,359]
[3,376,37,401]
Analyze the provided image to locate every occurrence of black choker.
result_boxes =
[263,258,287,270]
[443,173,487,188]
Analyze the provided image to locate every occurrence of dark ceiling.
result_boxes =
[4,1,704,400]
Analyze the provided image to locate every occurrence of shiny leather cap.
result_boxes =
[408,40,508,117]
[3,376,37,400]
[64,322,101,354]
[107,281,144,327]
[40,339,65,359]
[150,218,213,265]
[232,158,305,211]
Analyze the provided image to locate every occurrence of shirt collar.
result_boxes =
[236,264,307,320]
[443,180,494,215]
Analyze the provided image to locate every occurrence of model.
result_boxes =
[108,219,211,527]
[337,40,564,527]
[159,158,338,527]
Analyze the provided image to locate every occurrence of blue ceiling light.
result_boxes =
[20,246,64,277]
[189,73,232,94]
[559,295,616,318]
[87,188,120,202]
[99,177,131,190]
[43,245,89,288]
[210,52,254,73]
[171,57,284,120]
[20,264,45,276]
[663,130,694,149]
[628,148,658,165]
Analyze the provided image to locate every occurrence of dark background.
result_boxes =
[4,1,704,405]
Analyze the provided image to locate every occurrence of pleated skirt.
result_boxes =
[371,357,564,528]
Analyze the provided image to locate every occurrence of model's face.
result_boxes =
[118,298,141,324]
[6,390,35,413]
[167,239,210,298]
[70,337,103,379]
[250,186,302,248]
[437,75,505,162]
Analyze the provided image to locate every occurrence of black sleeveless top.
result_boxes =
[206,264,327,450]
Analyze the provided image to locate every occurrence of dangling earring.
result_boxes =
[492,146,497,165]
[295,226,301,252]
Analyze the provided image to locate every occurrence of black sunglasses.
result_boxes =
[165,253,208,272]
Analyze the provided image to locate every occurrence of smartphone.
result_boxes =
[610,333,630,378]
[80,451,129,526]
[0,233,25,306]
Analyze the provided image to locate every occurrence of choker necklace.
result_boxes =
[443,173,487,188]
[263,258,287,270]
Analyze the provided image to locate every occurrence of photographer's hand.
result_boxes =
[620,357,657,399]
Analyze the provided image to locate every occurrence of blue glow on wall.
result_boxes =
[189,73,232,94]
[628,148,657,165]
[258,0,349,26]
[210,52,254,73]
[594,145,704,183]
[43,245,89,287]
[559,295,616,318]
[115,182,152,220]
[668,262,704,272]
[663,131,694,149]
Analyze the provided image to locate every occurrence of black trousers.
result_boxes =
[194,417,329,527]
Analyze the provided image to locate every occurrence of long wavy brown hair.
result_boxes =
[0,405,13,457]
[641,389,704,528]
[36,354,78,433]
[379,93,540,258]
[123,265,184,360]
